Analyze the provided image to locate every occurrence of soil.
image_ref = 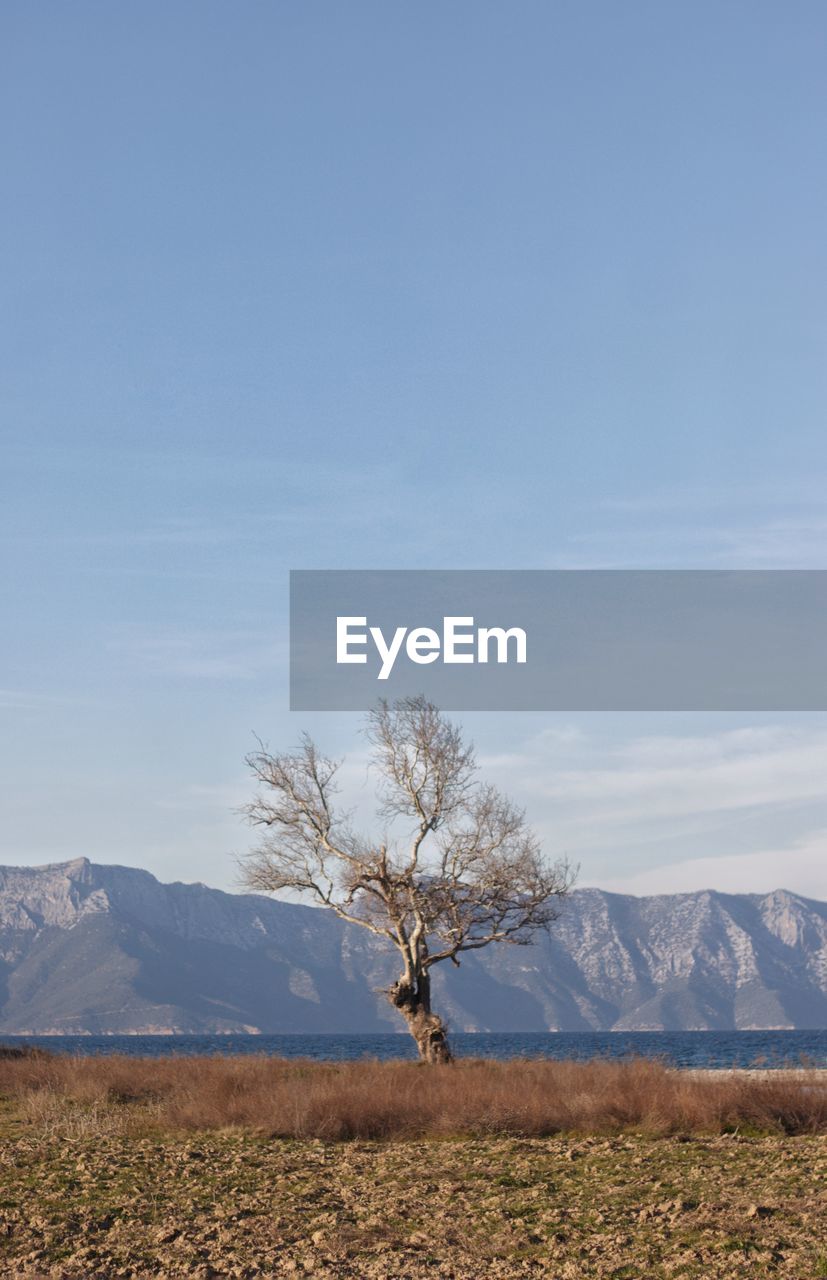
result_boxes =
[0,1121,825,1277]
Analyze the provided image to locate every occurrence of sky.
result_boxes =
[2,2,827,899]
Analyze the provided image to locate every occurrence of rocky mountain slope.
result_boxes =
[0,858,825,1032]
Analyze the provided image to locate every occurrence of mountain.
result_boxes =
[0,858,825,1033]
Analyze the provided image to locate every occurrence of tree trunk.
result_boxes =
[388,973,452,1064]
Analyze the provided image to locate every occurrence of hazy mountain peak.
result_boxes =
[0,860,824,1034]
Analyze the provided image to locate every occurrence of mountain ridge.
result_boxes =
[0,859,825,1033]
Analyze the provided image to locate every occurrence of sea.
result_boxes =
[1,1030,825,1068]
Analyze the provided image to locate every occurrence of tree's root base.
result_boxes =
[388,980,453,1064]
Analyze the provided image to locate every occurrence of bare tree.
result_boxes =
[240,697,574,1063]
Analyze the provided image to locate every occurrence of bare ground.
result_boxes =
[1,1121,825,1278]
[0,1056,825,1277]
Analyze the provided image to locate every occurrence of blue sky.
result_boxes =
[3,2,827,897]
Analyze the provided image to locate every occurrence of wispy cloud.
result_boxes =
[493,724,827,829]
[476,720,827,899]
[597,477,827,517]
[0,689,88,711]
[592,829,827,901]
[555,519,827,569]
[108,627,287,680]
[560,479,827,568]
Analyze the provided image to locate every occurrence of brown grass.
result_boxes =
[0,1052,824,1141]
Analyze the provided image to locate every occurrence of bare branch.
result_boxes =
[238,698,576,1062]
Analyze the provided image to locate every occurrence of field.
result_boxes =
[0,1052,825,1278]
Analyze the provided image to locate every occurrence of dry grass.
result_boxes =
[0,1051,824,1140]
[1,1055,826,1276]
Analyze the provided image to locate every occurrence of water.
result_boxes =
[1,1030,825,1068]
